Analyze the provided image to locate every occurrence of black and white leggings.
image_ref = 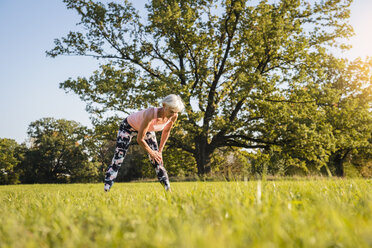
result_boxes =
[104,118,170,191]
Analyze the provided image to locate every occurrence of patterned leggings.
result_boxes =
[104,118,170,191]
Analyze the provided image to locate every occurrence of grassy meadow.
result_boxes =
[0,179,371,248]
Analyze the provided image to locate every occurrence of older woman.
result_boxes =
[104,94,184,192]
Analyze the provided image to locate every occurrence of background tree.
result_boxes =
[0,138,23,184]
[84,117,118,181]
[317,57,372,176]
[209,147,252,180]
[47,0,356,175]
[249,55,372,177]
[18,118,99,183]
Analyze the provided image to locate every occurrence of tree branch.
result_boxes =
[151,41,180,72]
[180,35,199,93]
[224,139,267,149]
[224,134,278,146]
[204,2,241,132]
[77,4,165,81]
[168,137,195,154]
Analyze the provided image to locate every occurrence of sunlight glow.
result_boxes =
[341,1,372,60]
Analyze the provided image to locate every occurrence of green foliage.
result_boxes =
[320,58,372,176]
[163,144,198,177]
[84,116,120,181]
[114,144,152,182]
[249,55,372,177]
[351,148,372,178]
[1,180,372,247]
[210,147,252,180]
[17,118,100,183]
[0,138,23,184]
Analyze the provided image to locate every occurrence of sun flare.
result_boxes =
[342,1,372,60]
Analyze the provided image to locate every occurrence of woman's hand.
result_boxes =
[150,151,163,164]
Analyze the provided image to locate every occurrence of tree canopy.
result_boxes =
[47,0,371,175]
[17,118,100,183]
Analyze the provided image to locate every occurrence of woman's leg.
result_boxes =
[104,119,134,191]
[144,132,171,191]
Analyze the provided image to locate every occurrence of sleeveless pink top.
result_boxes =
[127,107,171,132]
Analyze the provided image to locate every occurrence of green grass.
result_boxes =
[1,179,371,248]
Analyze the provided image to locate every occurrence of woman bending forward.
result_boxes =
[104,94,184,192]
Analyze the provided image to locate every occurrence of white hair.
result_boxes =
[161,94,185,112]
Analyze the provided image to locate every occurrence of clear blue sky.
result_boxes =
[0,0,371,143]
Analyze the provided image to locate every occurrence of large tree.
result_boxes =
[48,0,354,174]
[254,56,372,176]
[319,57,372,176]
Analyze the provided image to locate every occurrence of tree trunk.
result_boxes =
[334,153,344,177]
[194,135,213,175]
[334,150,350,177]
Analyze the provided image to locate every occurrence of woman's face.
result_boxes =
[164,106,178,119]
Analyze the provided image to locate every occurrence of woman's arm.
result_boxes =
[159,114,178,153]
[137,108,162,163]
